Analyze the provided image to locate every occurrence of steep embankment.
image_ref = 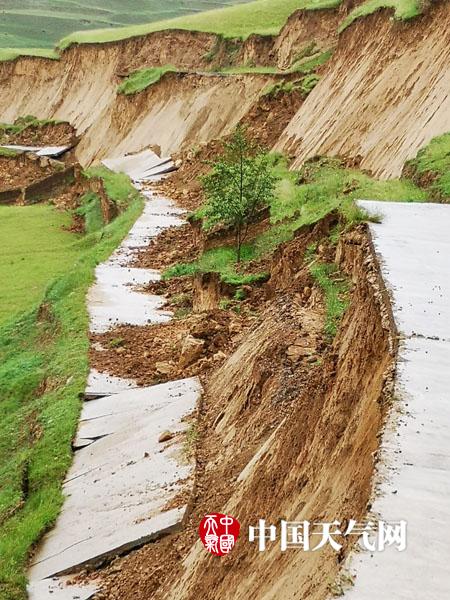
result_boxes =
[1,3,448,174]
[277,2,450,178]
[0,36,277,164]
[0,3,338,167]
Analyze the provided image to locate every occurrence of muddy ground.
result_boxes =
[0,121,76,147]
[0,154,62,191]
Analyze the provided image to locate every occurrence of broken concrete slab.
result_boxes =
[84,369,137,400]
[87,263,172,333]
[29,378,201,581]
[87,191,185,335]
[0,144,72,157]
[341,202,450,599]
[28,577,97,600]
[102,149,175,183]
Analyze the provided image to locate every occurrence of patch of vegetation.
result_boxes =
[219,49,332,77]
[117,65,177,95]
[0,147,19,157]
[0,115,65,143]
[262,73,320,98]
[291,49,333,73]
[404,133,450,201]
[309,261,349,337]
[58,0,342,48]
[163,245,268,287]
[0,196,144,599]
[339,0,423,32]
[84,165,141,208]
[220,65,279,75]
[250,154,425,255]
[201,126,277,262]
[183,422,199,459]
[0,204,77,325]
[75,192,104,234]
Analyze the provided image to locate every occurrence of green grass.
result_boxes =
[220,50,332,76]
[0,1,254,50]
[0,205,77,324]
[404,133,450,201]
[0,197,144,600]
[339,0,423,32]
[253,156,424,254]
[0,148,19,157]
[263,73,320,97]
[0,47,59,62]
[75,192,104,234]
[117,65,177,95]
[58,0,342,48]
[84,165,142,208]
[309,260,349,337]
[163,245,268,286]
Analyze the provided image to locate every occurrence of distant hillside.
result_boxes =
[0,0,251,48]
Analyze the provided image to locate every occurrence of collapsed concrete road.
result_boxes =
[29,378,201,582]
[342,201,450,598]
[28,153,201,599]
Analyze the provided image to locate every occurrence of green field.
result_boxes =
[0,0,425,60]
[0,174,143,599]
[58,0,339,47]
[0,205,78,323]
[0,0,252,48]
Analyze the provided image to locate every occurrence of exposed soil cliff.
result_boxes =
[277,2,450,178]
[1,3,447,176]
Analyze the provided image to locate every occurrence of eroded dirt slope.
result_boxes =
[277,2,450,178]
[90,218,397,600]
[0,3,341,169]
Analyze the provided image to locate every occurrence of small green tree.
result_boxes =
[201,127,277,263]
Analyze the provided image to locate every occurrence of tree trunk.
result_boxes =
[236,226,242,263]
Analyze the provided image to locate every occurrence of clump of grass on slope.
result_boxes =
[118,66,177,95]
[339,0,423,32]
[404,133,450,201]
[59,0,342,48]
[308,257,349,337]
[163,245,268,286]
[75,192,104,234]
[84,165,141,208]
[253,154,425,255]
[0,197,143,600]
[262,73,320,97]
[0,147,19,157]
[0,115,65,143]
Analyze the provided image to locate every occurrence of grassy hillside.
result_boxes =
[58,0,340,48]
[0,0,426,61]
[0,0,252,49]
